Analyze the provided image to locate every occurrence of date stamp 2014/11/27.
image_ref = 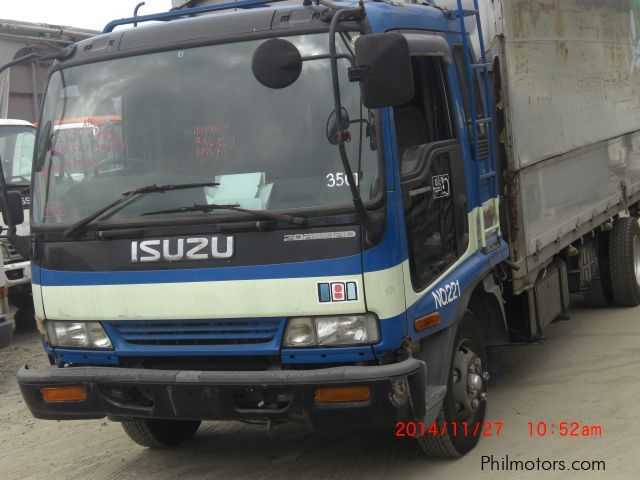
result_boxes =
[395,421,504,438]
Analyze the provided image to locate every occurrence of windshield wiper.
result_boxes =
[140,203,306,226]
[63,182,219,238]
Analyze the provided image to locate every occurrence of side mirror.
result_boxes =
[326,107,350,145]
[252,38,303,89]
[3,191,25,226]
[353,33,414,109]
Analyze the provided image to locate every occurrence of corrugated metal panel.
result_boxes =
[500,0,640,278]
[437,1,640,288]
[502,0,640,169]
[438,0,640,167]
[519,131,640,258]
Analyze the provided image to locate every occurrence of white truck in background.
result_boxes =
[0,119,35,332]
[0,117,112,338]
[0,246,10,348]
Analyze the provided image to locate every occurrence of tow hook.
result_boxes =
[389,376,410,407]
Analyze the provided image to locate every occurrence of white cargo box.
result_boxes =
[437,0,640,290]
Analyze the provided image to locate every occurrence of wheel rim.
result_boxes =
[451,340,485,421]
[634,235,640,287]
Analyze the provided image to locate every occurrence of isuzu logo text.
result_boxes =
[131,237,234,262]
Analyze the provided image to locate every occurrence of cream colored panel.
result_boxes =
[40,275,364,321]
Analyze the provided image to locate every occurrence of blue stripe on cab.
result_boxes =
[33,254,363,287]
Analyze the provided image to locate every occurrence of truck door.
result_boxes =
[394,53,469,310]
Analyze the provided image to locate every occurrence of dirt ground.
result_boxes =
[1,299,639,480]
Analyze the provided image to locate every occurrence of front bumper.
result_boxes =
[18,358,430,427]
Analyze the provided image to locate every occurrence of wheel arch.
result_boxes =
[467,275,509,347]
[418,272,506,387]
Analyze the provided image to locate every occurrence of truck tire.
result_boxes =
[0,316,12,349]
[417,312,487,457]
[583,278,613,308]
[121,418,201,448]
[609,217,640,306]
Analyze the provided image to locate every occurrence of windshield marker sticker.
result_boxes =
[432,174,450,199]
[284,231,356,242]
[318,281,358,303]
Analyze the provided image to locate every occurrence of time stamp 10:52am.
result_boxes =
[528,422,602,438]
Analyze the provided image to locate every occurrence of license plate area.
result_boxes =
[100,383,294,418]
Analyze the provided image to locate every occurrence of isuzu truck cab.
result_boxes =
[6,0,640,457]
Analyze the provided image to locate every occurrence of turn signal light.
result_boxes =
[414,312,441,332]
[314,386,370,403]
[41,386,87,403]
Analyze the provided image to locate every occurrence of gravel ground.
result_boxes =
[1,299,639,480]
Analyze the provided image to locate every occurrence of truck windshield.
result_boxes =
[32,33,378,226]
[0,125,35,186]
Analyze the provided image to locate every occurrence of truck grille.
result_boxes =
[111,320,282,346]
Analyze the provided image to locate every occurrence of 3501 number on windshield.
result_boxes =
[327,172,359,188]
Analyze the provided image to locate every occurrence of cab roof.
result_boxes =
[63,1,453,67]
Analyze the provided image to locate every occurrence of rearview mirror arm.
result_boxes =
[0,154,11,230]
[328,7,384,243]
[301,53,354,66]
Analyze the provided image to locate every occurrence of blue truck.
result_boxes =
[3,0,640,457]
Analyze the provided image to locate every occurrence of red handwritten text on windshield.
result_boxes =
[193,123,236,159]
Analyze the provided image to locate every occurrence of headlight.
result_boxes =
[283,314,379,347]
[46,321,113,349]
